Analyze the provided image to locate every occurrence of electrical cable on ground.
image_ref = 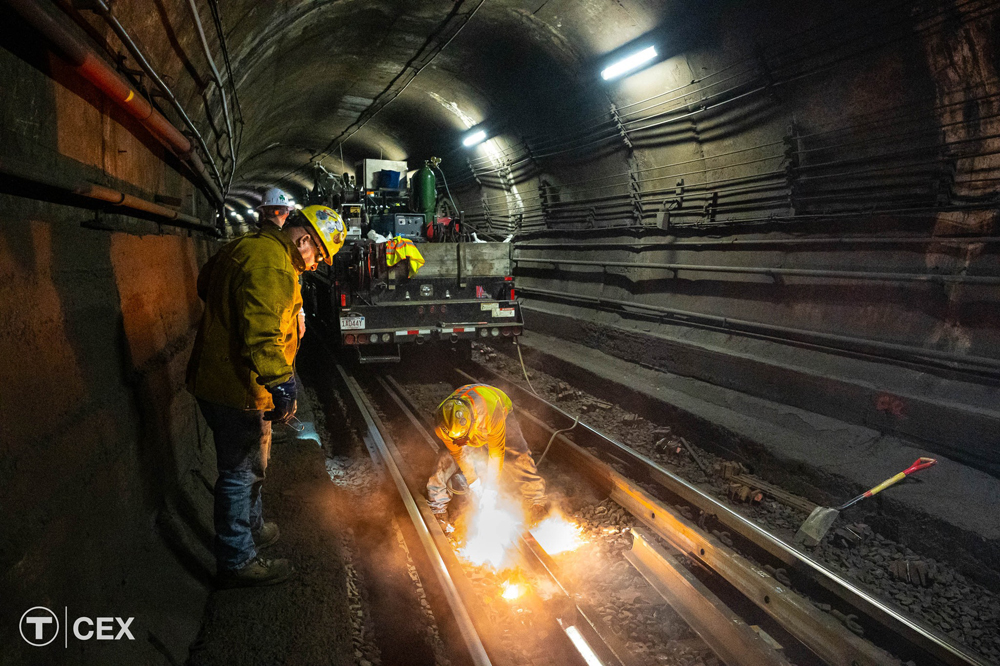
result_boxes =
[536,414,580,467]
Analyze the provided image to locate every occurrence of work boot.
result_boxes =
[217,556,293,589]
[253,522,280,549]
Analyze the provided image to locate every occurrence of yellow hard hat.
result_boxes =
[300,205,346,264]
[438,397,473,440]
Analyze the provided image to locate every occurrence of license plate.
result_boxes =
[340,315,365,330]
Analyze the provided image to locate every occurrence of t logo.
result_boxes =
[20,607,59,647]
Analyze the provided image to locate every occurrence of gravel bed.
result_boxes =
[470,342,1000,664]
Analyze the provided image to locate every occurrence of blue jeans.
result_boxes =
[197,399,271,572]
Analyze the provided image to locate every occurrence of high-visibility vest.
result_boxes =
[385,236,425,277]
[435,384,512,474]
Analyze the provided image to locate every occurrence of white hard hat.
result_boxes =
[258,187,294,210]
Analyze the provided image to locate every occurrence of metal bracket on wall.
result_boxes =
[465,157,482,187]
[610,103,633,150]
[628,153,644,226]
[702,191,717,225]
[655,179,684,231]
[538,177,552,229]
[755,45,779,103]
[480,194,493,233]
[783,121,802,216]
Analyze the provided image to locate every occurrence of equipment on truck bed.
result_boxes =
[300,156,522,362]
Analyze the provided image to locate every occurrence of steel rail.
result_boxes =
[627,528,794,666]
[458,363,991,666]
[373,375,616,666]
[449,367,893,666]
[334,363,493,666]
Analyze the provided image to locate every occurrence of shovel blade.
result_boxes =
[794,506,840,546]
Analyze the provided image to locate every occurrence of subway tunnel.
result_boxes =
[1,0,999,664]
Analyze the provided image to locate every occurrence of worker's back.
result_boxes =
[187,226,303,410]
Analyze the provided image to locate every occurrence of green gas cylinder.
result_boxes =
[412,161,437,228]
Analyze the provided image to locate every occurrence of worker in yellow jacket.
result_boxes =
[188,205,345,588]
[427,384,547,524]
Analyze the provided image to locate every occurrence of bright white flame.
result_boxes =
[460,490,522,569]
[530,513,585,555]
[601,46,658,80]
[565,625,605,666]
[501,581,523,600]
[462,129,487,147]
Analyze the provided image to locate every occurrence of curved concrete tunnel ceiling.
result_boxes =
[193,0,686,200]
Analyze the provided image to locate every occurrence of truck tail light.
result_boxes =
[340,293,347,307]
[513,327,522,336]
[344,334,356,345]
[510,288,515,301]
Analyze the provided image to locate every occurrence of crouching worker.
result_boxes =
[426,384,548,525]
[187,205,346,588]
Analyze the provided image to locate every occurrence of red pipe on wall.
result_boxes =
[5,0,224,207]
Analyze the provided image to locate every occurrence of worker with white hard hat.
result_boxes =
[257,187,296,229]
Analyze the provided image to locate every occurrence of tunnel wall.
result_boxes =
[0,17,216,665]
[450,0,1000,477]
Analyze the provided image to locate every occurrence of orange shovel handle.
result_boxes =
[840,457,937,510]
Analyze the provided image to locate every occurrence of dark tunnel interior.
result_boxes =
[1,0,999,664]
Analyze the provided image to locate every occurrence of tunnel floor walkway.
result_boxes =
[185,369,440,666]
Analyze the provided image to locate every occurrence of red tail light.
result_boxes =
[510,288,515,301]
[340,293,347,307]
[513,327,522,336]
[344,334,355,345]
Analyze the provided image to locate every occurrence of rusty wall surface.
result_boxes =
[0,12,218,661]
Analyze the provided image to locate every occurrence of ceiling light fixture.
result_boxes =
[462,129,487,147]
[601,45,658,80]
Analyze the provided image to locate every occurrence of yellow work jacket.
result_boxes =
[187,226,303,410]
[435,384,512,484]
[385,236,425,277]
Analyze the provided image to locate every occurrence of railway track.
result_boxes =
[328,347,992,666]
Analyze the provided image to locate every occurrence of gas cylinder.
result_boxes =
[411,161,437,228]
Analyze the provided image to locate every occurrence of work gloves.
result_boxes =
[264,377,297,424]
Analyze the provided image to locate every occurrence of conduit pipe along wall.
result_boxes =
[0,159,217,233]
[5,0,225,209]
[184,0,236,190]
[85,0,226,196]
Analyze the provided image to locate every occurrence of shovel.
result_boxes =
[794,457,937,546]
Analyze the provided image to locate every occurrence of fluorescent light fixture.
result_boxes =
[601,45,658,80]
[294,203,303,210]
[462,129,487,147]
[246,208,255,215]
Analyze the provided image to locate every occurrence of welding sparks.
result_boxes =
[530,512,585,555]
[501,581,524,600]
[460,490,523,569]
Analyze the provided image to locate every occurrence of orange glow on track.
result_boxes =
[530,512,585,555]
